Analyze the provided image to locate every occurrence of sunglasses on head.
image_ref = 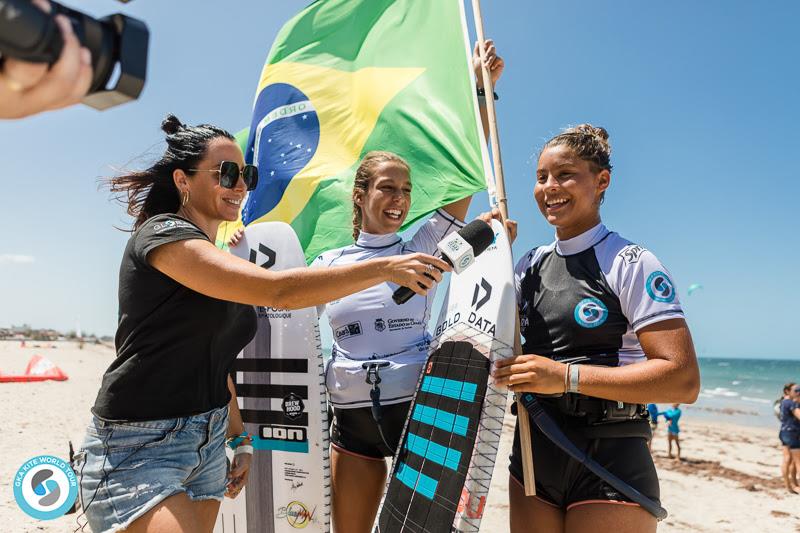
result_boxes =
[189,161,259,191]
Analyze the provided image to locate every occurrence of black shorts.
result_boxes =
[509,401,660,510]
[330,401,411,459]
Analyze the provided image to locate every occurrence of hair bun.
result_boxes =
[573,123,609,142]
[161,114,184,135]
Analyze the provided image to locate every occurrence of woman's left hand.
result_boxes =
[225,451,252,498]
[492,354,567,395]
[472,38,504,87]
[227,227,245,249]
[476,208,518,243]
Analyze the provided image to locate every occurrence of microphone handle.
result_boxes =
[391,258,451,305]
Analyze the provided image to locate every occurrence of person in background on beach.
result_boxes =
[779,382,800,493]
[76,115,450,533]
[646,403,660,451]
[493,124,700,533]
[664,403,682,460]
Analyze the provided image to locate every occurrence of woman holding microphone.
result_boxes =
[77,114,449,533]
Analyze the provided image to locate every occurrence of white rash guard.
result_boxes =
[312,209,465,409]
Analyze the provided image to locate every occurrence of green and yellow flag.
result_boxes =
[237,0,490,261]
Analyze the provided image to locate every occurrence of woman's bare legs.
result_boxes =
[331,446,387,533]
[509,475,564,533]
[125,492,220,533]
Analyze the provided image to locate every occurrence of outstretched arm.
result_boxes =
[148,238,450,310]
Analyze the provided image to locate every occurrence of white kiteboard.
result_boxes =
[214,221,330,533]
[377,219,516,532]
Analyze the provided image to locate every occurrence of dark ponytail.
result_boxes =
[107,114,234,230]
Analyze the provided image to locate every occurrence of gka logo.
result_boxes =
[250,244,277,269]
[646,271,676,303]
[471,278,492,311]
[374,318,386,332]
[574,298,608,328]
[13,455,78,520]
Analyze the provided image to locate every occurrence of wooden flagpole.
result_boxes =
[471,0,536,497]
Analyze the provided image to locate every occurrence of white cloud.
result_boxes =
[0,254,35,265]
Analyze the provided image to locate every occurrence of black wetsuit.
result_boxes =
[511,223,684,509]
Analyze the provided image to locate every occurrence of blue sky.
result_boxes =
[1,1,798,358]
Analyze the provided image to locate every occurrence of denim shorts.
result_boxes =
[76,405,229,533]
[780,429,800,450]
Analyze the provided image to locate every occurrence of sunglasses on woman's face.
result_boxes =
[189,161,259,191]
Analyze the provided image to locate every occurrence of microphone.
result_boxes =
[392,219,495,305]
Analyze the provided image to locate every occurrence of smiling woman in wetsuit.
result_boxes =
[493,124,700,533]
[301,40,507,533]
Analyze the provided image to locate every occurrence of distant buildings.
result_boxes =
[0,324,111,343]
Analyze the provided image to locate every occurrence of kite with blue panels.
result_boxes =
[378,340,489,532]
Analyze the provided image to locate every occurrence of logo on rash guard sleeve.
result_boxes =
[646,271,676,303]
[573,298,608,328]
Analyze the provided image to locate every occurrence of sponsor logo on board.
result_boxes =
[458,486,487,519]
[433,310,496,337]
[249,243,276,269]
[13,455,78,520]
[256,306,292,319]
[282,393,305,420]
[374,318,386,332]
[276,501,316,529]
[261,424,307,442]
[471,278,492,311]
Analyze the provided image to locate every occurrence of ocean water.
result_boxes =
[322,344,797,429]
[674,357,800,429]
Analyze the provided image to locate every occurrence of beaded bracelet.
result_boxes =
[226,432,250,450]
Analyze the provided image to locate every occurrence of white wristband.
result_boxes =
[567,364,580,394]
[234,444,253,456]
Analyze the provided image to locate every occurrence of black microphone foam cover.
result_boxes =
[457,219,495,257]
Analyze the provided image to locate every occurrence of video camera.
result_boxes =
[0,0,148,110]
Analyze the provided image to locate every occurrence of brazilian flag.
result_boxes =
[236,0,490,262]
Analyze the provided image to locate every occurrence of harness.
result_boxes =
[518,393,668,520]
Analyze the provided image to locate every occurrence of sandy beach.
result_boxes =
[1,340,798,532]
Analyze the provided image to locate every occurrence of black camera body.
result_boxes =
[0,0,149,110]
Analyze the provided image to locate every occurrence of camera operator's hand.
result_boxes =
[0,0,92,119]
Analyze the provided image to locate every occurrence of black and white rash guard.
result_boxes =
[514,223,684,367]
[312,209,465,409]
